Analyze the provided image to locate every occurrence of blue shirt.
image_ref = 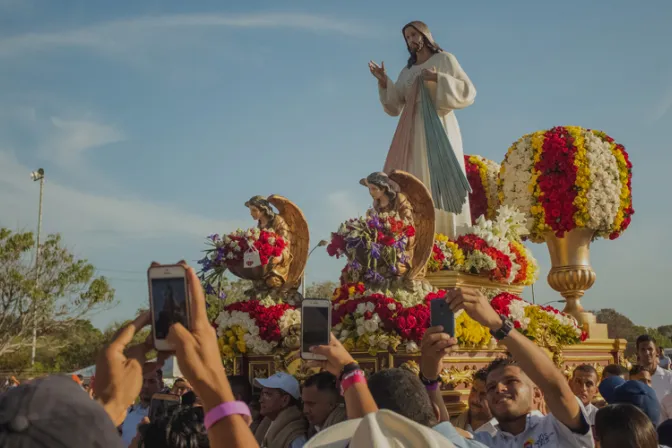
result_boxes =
[432,421,489,448]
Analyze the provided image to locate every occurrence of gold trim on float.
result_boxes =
[426,270,525,295]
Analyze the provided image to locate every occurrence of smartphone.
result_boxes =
[149,393,181,421]
[148,264,191,351]
[301,299,331,360]
[430,299,455,337]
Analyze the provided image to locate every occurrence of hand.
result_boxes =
[165,261,233,411]
[445,288,502,331]
[422,67,438,82]
[368,60,387,84]
[94,312,166,426]
[420,326,458,380]
[307,334,356,377]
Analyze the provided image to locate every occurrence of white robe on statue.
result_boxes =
[378,51,476,237]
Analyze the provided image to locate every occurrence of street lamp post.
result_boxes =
[30,168,45,367]
[301,240,328,297]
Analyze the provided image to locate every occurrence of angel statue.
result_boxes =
[360,171,435,280]
[243,195,309,291]
[369,20,475,238]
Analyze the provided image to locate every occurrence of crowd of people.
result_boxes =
[1,262,672,448]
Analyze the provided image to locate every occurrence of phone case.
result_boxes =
[430,299,455,336]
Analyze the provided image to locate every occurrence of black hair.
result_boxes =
[636,334,657,351]
[368,368,437,428]
[657,418,672,447]
[139,406,208,448]
[594,404,658,448]
[485,357,519,380]
[603,364,628,379]
[227,375,252,404]
[304,372,338,398]
[629,365,650,377]
[473,368,488,383]
[573,364,598,379]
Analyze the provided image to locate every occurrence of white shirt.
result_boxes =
[120,404,149,447]
[651,366,672,403]
[473,397,594,448]
[584,403,599,426]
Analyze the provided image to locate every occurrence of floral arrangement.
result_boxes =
[214,299,299,357]
[428,206,539,286]
[499,126,633,242]
[331,283,492,353]
[464,154,501,223]
[199,229,287,287]
[327,211,415,284]
[490,292,586,345]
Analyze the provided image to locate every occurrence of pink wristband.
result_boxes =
[339,370,366,396]
[204,401,252,430]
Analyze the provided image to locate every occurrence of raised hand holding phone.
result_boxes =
[430,298,455,336]
[301,299,331,360]
[147,264,192,351]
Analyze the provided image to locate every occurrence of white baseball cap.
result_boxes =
[254,372,300,400]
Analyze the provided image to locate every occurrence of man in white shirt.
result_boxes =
[569,365,600,425]
[636,334,672,403]
[444,288,594,447]
[120,370,161,446]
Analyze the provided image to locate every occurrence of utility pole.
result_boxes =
[30,168,45,367]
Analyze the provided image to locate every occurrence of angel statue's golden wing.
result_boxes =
[388,170,436,280]
[268,195,310,291]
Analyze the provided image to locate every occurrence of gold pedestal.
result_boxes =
[425,270,524,295]
[544,228,604,335]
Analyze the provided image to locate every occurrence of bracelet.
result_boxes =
[340,370,366,396]
[339,362,360,381]
[204,401,252,430]
[419,371,441,387]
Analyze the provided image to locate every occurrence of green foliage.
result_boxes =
[595,308,672,356]
[0,228,116,365]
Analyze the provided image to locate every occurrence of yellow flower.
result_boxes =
[228,335,237,346]
[233,325,245,338]
[343,338,356,352]
[236,340,247,354]
[225,330,234,339]
[456,312,491,348]
[567,127,590,229]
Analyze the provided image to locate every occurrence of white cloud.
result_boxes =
[0,12,381,57]
[41,117,125,168]
[0,150,245,246]
[652,83,672,122]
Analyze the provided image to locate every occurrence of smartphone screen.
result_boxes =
[151,277,189,340]
[430,299,455,337]
[302,304,330,353]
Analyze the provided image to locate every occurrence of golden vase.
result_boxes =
[544,228,596,324]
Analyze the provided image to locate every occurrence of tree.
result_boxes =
[658,325,672,341]
[0,228,115,358]
[305,281,339,299]
[594,308,638,341]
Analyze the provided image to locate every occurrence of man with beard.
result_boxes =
[636,334,672,402]
[120,370,161,446]
[452,369,496,435]
[440,288,594,447]
[369,21,476,238]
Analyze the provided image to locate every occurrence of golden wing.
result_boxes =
[268,195,310,290]
[388,170,436,280]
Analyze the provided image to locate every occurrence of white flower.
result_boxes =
[405,341,419,353]
[363,319,379,333]
[356,326,366,336]
[356,303,367,315]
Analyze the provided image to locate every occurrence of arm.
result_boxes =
[446,288,586,433]
[433,52,476,112]
[378,74,405,117]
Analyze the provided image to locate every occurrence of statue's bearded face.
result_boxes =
[249,205,262,221]
[404,26,424,53]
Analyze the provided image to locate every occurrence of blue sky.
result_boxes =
[1,0,670,330]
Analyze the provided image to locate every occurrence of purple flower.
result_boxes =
[346,237,364,250]
[207,233,219,242]
[370,242,381,260]
[364,268,384,284]
[348,259,362,271]
[205,284,215,295]
[367,215,382,230]
[218,291,227,300]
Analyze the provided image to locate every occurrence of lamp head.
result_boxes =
[30,168,45,181]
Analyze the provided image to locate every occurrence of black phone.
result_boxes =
[149,393,182,421]
[430,299,455,336]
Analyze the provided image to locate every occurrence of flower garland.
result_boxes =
[500,127,634,242]
[490,292,586,344]
[464,154,501,222]
[327,211,415,284]
[215,301,296,357]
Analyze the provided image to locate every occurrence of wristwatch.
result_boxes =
[490,315,514,340]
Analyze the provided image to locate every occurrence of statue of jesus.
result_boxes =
[369,20,476,238]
